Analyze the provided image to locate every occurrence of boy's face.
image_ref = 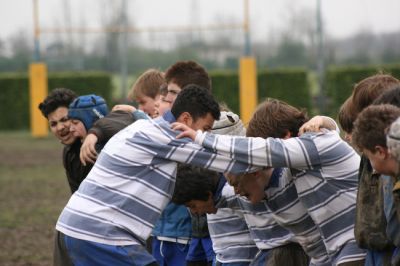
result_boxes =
[136,94,159,117]
[164,82,181,105]
[363,147,398,176]
[154,95,172,118]
[185,193,217,215]
[226,168,273,204]
[191,113,215,132]
[69,119,87,141]
[47,106,76,145]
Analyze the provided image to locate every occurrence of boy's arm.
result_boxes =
[131,127,259,175]
[80,110,146,164]
[194,131,319,170]
[89,110,143,142]
[172,122,318,170]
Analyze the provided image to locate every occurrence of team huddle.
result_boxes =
[39,60,400,266]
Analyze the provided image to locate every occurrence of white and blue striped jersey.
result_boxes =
[195,129,366,264]
[56,112,255,247]
[207,204,259,263]
[217,184,297,250]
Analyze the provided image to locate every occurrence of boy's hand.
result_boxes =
[298,116,324,135]
[299,115,337,136]
[171,122,197,140]
[112,104,136,113]
[80,133,98,165]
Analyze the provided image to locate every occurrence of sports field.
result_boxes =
[0,132,69,266]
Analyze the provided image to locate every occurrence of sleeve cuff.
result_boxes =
[194,130,205,144]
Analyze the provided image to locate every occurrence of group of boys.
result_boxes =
[39,60,400,266]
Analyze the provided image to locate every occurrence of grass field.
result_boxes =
[0,132,70,266]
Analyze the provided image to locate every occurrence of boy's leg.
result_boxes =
[53,231,74,266]
[201,236,215,263]
[63,234,157,266]
[152,238,189,266]
[187,237,214,266]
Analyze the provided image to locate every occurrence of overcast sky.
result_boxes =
[1,0,399,43]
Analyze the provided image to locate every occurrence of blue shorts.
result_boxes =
[63,234,156,266]
[187,237,215,262]
[152,238,189,266]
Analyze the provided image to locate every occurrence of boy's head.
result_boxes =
[247,98,308,139]
[172,164,220,215]
[164,60,211,104]
[337,97,355,142]
[129,69,165,117]
[352,104,400,176]
[38,88,77,145]
[338,74,400,135]
[351,74,399,115]
[68,94,109,140]
[225,168,274,204]
[172,84,220,132]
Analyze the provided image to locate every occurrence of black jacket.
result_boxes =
[63,140,93,194]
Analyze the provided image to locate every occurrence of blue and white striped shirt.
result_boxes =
[265,168,330,265]
[195,129,366,264]
[217,184,297,250]
[56,112,254,246]
[207,202,259,263]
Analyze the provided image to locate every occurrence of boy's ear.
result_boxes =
[177,112,193,127]
[375,145,390,159]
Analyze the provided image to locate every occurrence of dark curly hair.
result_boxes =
[172,164,219,205]
[171,84,220,121]
[352,104,400,152]
[38,88,77,118]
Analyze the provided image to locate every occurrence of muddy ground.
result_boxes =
[0,132,70,266]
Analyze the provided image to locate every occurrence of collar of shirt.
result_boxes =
[162,110,176,123]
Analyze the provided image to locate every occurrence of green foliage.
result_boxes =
[0,72,112,130]
[210,70,240,113]
[48,72,112,103]
[0,73,29,130]
[210,68,311,115]
[258,68,311,112]
[325,64,400,116]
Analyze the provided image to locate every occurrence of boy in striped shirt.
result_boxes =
[173,98,366,266]
[54,85,256,266]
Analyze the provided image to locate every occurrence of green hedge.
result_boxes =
[0,72,112,130]
[325,64,400,117]
[211,68,311,115]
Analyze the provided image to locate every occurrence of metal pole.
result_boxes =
[239,0,257,125]
[33,0,41,61]
[316,0,326,114]
[120,0,128,99]
[243,0,251,56]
